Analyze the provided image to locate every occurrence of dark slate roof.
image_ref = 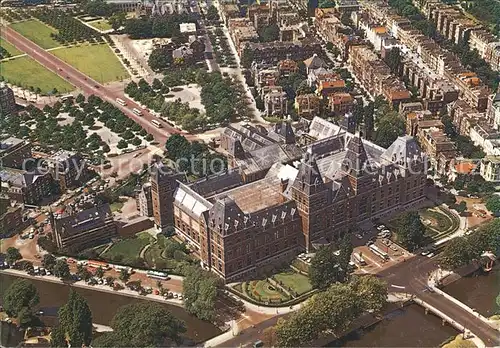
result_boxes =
[55,204,113,237]
[273,122,296,144]
[291,152,326,195]
[189,171,244,197]
[341,135,369,177]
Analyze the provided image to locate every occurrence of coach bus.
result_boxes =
[147,270,169,280]
[151,119,162,128]
[116,98,127,106]
[352,252,367,266]
[369,244,389,261]
[88,260,110,270]
[60,94,74,102]
[132,108,143,116]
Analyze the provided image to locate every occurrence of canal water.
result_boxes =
[0,273,221,344]
[445,267,500,317]
[327,304,458,347]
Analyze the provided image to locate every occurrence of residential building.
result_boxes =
[105,0,190,14]
[0,137,32,170]
[328,92,354,114]
[349,45,410,107]
[277,59,299,77]
[45,151,88,193]
[0,168,53,205]
[0,83,16,116]
[254,68,280,92]
[136,182,153,217]
[469,121,500,156]
[220,3,240,25]
[295,94,321,119]
[335,0,359,13]
[228,18,259,55]
[153,117,427,281]
[487,91,500,129]
[0,193,23,237]
[480,156,500,182]
[51,204,117,252]
[417,127,456,173]
[247,3,271,31]
[263,86,288,117]
[243,38,322,63]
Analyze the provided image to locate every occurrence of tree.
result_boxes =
[148,46,174,71]
[53,259,71,279]
[486,195,500,214]
[43,254,57,273]
[52,88,59,96]
[309,243,348,289]
[394,211,425,251]
[92,302,186,347]
[259,24,280,42]
[206,5,220,21]
[3,279,39,325]
[373,108,405,148]
[50,324,67,347]
[6,247,22,265]
[152,78,163,91]
[183,266,220,321]
[119,268,130,282]
[439,237,474,270]
[23,261,35,274]
[385,47,401,74]
[95,266,105,279]
[76,93,85,104]
[58,290,93,347]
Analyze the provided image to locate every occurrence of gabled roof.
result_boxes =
[303,54,326,70]
[381,135,421,167]
[291,152,325,195]
[341,135,369,177]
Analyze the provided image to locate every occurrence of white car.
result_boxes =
[427,252,435,258]
[421,250,429,256]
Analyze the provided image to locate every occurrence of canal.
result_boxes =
[445,266,500,317]
[0,273,221,344]
[327,304,458,347]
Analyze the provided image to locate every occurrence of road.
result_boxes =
[379,255,500,347]
[1,26,188,145]
[191,0,219,72]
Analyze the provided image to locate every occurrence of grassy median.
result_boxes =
[52,43,129,83]
[10,19,60,49]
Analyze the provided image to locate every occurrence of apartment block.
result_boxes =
[328,92,354,114]
[349,45,410,107]
[0,83,16,116]
[469,29,500,72]
[45,151,88,193]
[0,137,32,170]
[228,18,259,55]
[0,168,53,205]
[243,39,322,64]
[51,204,117,252]
[0,193,23,237]
[480,156,500,182]
[263,86,288,117]
[277,59,299,77]
[487,91,500,129]
[220,3,240,25]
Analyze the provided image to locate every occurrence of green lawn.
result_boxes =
[10,19,60,49]
[274,271,312,295]
[110,201,124,212]
[249,280,287,302]
[0,37,23,57]
[87,19,113,31]
[0,56,73,94]
[52,43,129,83]
[102,232,151,260]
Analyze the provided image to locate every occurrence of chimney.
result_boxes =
[280,178,289,192]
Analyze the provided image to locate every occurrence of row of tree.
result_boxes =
[124,14,197,39]
[267,276,387,347]
[165,134,227,176]
[439,219,500,270]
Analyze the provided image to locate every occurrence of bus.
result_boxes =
[352,252,367,266]
[132,108,143,116]
[116,98,127,106]
[151,119,162,128]
[147,270,169,280]
[113,265,133,274]
[88,260,110,270]
[369,244,389,261]
[60,94,74,101]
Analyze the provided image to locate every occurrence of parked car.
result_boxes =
[355,233,363,239]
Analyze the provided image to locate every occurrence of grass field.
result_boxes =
[87,19,112,31]
[52,43,129,83]
[10,19,60,49]
[274,271,312,295]
[102,232,151,260]
[0,37,23,57]
[0,56,73,94]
